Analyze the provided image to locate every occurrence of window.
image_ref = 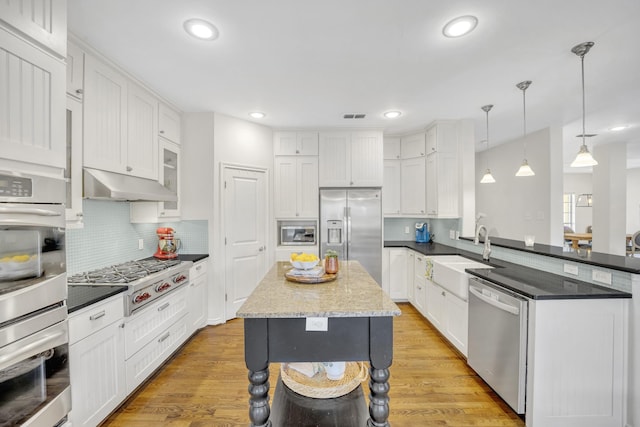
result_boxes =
[563,193,576,231]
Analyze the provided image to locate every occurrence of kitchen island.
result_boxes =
[237,260,401,427]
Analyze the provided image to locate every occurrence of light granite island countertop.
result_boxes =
[237,260,401,318]
[237,260,401,427]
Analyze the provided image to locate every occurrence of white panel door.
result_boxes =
[389,248,407,300]
[127,83,158,180]
[224,167,268,319]
[84,55,128,174]
[350,131,383,186]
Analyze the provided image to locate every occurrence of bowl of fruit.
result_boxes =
[290,252,320,270]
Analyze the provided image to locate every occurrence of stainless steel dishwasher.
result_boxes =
[467,277,528,414]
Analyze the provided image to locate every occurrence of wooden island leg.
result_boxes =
[244,318,271,427]
[368,317,393,427]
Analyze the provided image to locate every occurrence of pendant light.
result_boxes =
[480,104,496,184]
[570,41,598,167]
[515,80,535,176]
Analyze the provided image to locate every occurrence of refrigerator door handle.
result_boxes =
[346,206,352,250]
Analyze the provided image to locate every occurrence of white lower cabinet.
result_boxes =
[406,250,415,304]
[425,279,445,330]
[125,313,189,394]
[413,254,427,315]
[69,294,126,427]
[188,259,208,333]
[388,248,407,300]
[124,286,188,394]
[443,289,468,356]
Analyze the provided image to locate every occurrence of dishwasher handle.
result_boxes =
[469,285,520,315]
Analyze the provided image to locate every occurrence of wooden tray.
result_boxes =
[285,270,337,284]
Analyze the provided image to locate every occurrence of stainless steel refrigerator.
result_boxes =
[320,189,382,285]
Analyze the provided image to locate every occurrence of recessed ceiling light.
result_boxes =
[183,19,219,41]
[610,125,627,131]
[384,111,402,119]
[442,15,478,38]
[249,112,266,119]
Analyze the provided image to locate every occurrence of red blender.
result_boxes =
[154,227,181,259]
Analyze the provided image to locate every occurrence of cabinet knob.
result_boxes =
[441,291,446,297]
[75,88,83,94]
[160,130,165,134]
[126,166,133,172]
[420,152,424,156]
[350,181,354,185]
[296,149,300,154]
[76,212,83,217]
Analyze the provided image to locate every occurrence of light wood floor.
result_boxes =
[101,303,525,426]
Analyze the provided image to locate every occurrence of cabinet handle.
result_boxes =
[350,181,354,185]
[89,310,106,321]
[76,212,83,217]
[158,302,170,312]
[295,149,300,154]
[160,130,165,134]
[420,152,424,156]
[441,291,446,297]
[196,265,202,271]
[75,88,83,95]
[158,332,171,343]
[126,166,133,172]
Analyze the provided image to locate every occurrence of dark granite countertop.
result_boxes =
[177,253,209,263]
[459,236,640,274]
[67,284,127,314]
[384,240,632,300]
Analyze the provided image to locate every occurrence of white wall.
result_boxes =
[593,143,627,255]
[628,168,640,234]
[475,127,563,245]
[182,112,273,325]
[563,173,593,234]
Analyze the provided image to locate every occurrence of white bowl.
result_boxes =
[290,259,319,270]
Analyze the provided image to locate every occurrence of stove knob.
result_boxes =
[155,282,172,292]
[173,274,187,284]
[133,292,151,304]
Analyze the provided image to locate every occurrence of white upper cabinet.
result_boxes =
[401,157,426,215]
[0,0,67,58]
[66,42,84,100]
[382,159,401,215]
[65,96,83,224]
[83,54,128,174]
[274,156,318,218]
[274,131,318,155]
[401,132,426,159]
[383,137,400,160]
[127,83,158,180]
[425,121,459,218]
[0,29,66,169]
[84,54,160,180]
[158,103,181,145]
[319,131,383,187]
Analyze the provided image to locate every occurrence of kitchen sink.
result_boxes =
[431,256,493,300]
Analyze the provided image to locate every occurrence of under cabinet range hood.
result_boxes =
[83,168,177,202]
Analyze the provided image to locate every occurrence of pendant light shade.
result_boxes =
[480,104,495,184]
[570,42,598,168]
[515,80,535,177]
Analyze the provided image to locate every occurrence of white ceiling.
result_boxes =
[67,0,640,170]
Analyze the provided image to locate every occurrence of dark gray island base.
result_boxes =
[238,261,401,427]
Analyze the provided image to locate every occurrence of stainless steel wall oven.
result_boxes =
[0,171,70,426]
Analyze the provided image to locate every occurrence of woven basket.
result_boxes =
[280,362,368,399]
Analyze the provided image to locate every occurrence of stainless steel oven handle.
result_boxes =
[469,286,520,315]
[0,326,66,371]
[0,206,62,216]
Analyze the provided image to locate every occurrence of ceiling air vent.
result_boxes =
[343,113,366,119]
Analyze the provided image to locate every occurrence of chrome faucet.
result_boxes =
[475,224,492,261]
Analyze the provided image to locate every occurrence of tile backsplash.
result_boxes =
[66,200,208,274]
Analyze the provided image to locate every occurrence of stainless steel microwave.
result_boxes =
[280,225,316,246]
